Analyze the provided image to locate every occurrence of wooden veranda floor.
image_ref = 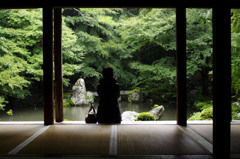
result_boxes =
[0,122,239,159]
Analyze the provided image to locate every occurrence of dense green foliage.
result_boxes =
[231,9,240,96]
[0,9,78,110]
[232,104,240,120]
[0,9,42,110]
[136,112,156,121]
[0,8,240,120]
[187,9,240,120]
[122,9,176,101]
[186,9,212,96]
[189,104,240,120]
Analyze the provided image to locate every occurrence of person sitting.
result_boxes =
[96,66,121,124]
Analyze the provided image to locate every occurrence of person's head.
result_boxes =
[102,66,114,79]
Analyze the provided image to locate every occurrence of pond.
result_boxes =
[0,102,180,121]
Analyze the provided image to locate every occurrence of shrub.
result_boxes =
[195,101,212,109]
[189,104,240,120]
[232,104,240,120]
[63,92,74,107]
[63,98,74,107]
[200,107,213,120]
[188,112,201,120]
[136,112,156,121]
[188,106,213,120]
[6,109,13,116]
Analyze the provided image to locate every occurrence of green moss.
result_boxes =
[152,104,159,109]
[136,112,156,121]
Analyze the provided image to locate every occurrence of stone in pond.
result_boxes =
[121,111,139,121]
[149,105,164,120]
[71,78,88,106]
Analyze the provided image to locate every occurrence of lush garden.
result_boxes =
[0,8,240,120]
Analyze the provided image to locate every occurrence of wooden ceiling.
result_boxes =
[0,0,239,9]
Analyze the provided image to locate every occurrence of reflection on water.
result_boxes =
[0,107,44,121]
[0,102,177,121]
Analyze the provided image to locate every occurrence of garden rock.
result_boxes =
[71,78,88,106]
[86,91,95,99]
[149,106,165,120]
[121,111,139,121]
[233,102,240,108]
[121,105,165,121]
[237,113,240,117]
[128,91,142,103]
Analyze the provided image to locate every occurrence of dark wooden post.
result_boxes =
[176,6,187,126]
[43,6,54,125]
[54,8,64,122]
[212,3,231,159]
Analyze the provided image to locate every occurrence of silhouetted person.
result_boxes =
[96,66,121,124]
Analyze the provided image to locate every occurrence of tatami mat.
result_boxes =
[189,124,240,154]
[0,125,44,154]
[18,125,111,155]
[189,125,213,143]
[231,125,240,154]
[117,125,210,155]
[1,123,239,157]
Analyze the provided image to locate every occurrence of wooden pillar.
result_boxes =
[54,8,64,122]
[43,6,54,125]
[176,6,187,126]
[212,3,231,159]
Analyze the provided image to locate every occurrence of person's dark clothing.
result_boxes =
[96,78,121,123]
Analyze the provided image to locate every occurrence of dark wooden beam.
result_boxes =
[229,0,240,8]
[212,2,231,159]
[54,8,64,122]
[43,6,54,125]
[2,0,240,9]
[0,0,219,9]
[176,6,187,126]
[53,0,177,8]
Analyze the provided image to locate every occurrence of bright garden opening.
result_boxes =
[0,8,239,122]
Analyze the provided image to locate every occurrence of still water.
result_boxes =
[0,102,177,121]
